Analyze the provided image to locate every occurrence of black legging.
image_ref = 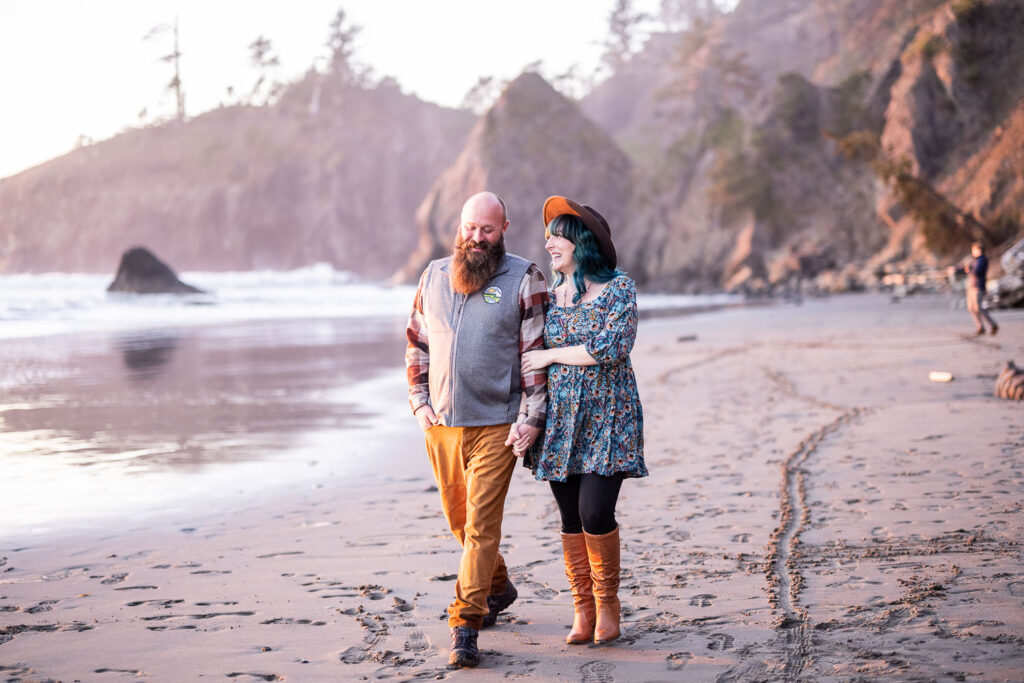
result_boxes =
[549,473,624,536]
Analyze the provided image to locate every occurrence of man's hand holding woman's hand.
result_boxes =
[414,404,438,431]
[505,421,541,458]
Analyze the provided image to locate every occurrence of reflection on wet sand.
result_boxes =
[118,332,180,377]
[0,317,409,531]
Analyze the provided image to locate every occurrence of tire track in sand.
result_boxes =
[762,367,863,680]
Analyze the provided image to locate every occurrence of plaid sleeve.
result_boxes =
[518,264,549,429]
[405,270,431,414]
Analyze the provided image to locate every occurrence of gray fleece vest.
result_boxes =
[421,253,532,427]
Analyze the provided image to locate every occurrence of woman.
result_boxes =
[520,196,646,645]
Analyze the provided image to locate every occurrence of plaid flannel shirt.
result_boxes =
[406,263,549,429]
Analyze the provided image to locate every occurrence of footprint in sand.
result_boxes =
[358,584,389,600]
[94,668,145,676]
[515,577,559,599]
[256,551,304,559]
[100,573,128,585]
[125,599,184,608]
[690,594,715,607]
[356,615,389,651]
[25,600,59,614]
[667,651,693,671]
[225,674,282,681]
[146,625,198,632]
[580,660,616,683]
[731,533,751,543]
[533,585,559,599]
[404,629,430,653]
[0,667,32,678]
[707,633,735,650]
[259,617,326,626]
[339,645,370,664]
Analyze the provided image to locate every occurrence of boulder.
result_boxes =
[991,273,1024,308]
[107,247,204,294]
[1002,235,1024,278]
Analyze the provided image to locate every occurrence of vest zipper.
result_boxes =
[449,293,465,425]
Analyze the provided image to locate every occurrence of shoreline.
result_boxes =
[2,293,1022,681]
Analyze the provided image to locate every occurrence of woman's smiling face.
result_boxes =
[545,230,576,275]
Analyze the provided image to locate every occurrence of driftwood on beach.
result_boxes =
[995,361,1024,399]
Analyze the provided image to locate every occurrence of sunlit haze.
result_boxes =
[0,0,675,179]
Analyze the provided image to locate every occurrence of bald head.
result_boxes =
[459,192,509,248]
[462,192,507,224]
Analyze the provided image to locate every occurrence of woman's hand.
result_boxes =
[522,349,553,373]
[505,421,542,457]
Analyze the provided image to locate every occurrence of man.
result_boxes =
[405,191,548,668]
[964,241,998,335]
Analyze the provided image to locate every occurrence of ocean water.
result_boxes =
[0,266,736,539]
[0,265,738,340]
[0,264,416,340]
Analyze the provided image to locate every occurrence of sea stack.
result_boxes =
[107,246,205,294]
[392,72,632,284]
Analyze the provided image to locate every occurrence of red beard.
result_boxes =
[451,233,505,295]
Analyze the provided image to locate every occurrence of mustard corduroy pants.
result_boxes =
[424,423,517,630]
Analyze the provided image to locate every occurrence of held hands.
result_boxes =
[414,404,439,431]
[505,420,542,458]
[417,404,541,457]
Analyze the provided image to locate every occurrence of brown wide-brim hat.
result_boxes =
[542,196,617,269]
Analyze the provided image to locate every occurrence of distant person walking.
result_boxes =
[964,241,998,335]
[522,196,646,645]
[404,191,548,668]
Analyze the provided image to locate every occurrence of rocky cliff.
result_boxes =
[394,73,632,283]
[2,0,1021,294]
[0,73,473,277]
[579,0,1023,292]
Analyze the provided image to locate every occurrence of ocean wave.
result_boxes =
[0,265,739,340]
[0,264,415,340]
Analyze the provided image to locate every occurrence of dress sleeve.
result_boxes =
[585,276,638,365]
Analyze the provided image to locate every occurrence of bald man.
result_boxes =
[405,192,548,667]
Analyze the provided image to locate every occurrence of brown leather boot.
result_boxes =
[561,532,595,644]
[585,527,621,644]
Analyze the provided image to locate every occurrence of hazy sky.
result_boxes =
[0,0,676,179]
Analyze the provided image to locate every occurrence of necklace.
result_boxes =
[558,280,590,307]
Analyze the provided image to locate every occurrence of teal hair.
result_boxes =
[547,214,620,304]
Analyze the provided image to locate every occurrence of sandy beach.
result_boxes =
[2,293,1022,682]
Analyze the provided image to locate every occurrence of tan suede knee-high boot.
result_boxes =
[561,532,595,644]
[585,527,621,644]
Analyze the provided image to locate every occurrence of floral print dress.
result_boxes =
[532,274,647,482]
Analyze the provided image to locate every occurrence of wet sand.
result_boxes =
[1,294,1022,681]
[0,317,413,537]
